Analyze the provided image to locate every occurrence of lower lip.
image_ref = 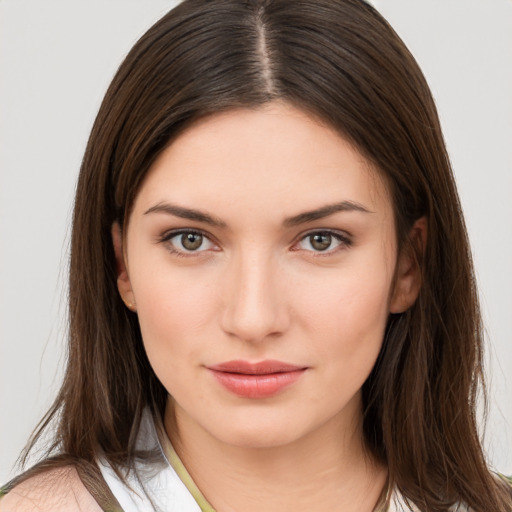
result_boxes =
[209,369,306,398]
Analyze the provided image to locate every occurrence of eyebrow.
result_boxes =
[283,201,373,227]
[144,200,372,228]
[144,202,228,228]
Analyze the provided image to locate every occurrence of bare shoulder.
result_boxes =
[0,466,102,512]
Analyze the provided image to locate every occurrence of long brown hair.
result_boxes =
[6,1,511,510]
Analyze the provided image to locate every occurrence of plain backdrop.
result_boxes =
[1,0,511,484]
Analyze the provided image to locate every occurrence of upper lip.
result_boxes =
[208,360,306,375]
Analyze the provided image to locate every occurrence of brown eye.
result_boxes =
[310,233,332,251]
[163,230,215,254]
[295,231,349,253]
[181,232,203,250]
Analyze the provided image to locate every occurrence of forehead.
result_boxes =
[133,102,393,223]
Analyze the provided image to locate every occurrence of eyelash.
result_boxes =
[293,230,352,255]
[159,229,218,257]
[158,229,352,257]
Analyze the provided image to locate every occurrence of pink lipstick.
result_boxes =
[207,360,307,398]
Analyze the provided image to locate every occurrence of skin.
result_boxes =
[114,102,424,512]
[0,468,102,512]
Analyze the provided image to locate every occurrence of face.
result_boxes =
[114,102,420,450]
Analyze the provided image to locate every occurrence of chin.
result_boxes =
[206,411,322,450]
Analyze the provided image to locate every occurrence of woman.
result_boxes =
[1,0,511,511]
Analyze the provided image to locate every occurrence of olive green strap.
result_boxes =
[75,462,125,512]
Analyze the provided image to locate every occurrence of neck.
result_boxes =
[164,398,388,512]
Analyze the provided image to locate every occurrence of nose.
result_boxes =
[220,249,290,343]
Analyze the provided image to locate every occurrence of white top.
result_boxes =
[98,411,206,512]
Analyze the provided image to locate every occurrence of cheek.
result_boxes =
[293,256,394,366]
[131,266,219,371]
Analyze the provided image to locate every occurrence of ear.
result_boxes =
[112,222,137,312]
[389,216,427,314]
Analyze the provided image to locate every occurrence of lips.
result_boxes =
[207,360,307,398]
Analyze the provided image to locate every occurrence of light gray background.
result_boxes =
[1,0,511,483]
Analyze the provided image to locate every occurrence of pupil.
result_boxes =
[311,233,331,251]
[182,233,202,250]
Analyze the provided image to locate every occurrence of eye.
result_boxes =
[295,231,351,253]
[162,230,216,254]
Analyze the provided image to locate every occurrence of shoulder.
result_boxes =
[0,466,102,512]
